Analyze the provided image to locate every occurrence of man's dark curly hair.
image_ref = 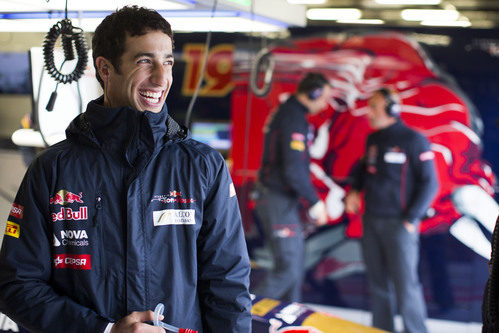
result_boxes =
[92,6,174,87]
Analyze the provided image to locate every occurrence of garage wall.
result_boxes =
[0,33,45,140]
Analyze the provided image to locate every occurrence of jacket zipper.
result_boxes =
[94,194,104,274]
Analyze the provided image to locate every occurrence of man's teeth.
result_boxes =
[140,91,162,103]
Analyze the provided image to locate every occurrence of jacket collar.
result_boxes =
[287,95,309,114]
[66,96,186,151]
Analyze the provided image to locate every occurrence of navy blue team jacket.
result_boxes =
[353,119,438,223]
[258,96,319,205]
[0,98,252,333]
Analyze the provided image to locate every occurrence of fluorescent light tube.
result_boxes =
[307,8,362,21]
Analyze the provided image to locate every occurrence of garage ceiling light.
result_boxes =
[401,9,459,21]
[375,0,440,4]
[307,8,362,21]
[0,0,192,12]
[0,10,289,32]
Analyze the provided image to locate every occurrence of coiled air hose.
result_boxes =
[249,48,274,97]
[42,18,88,111]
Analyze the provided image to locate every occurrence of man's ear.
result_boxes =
[95,56,112,82]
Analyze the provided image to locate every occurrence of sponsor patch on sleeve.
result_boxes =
[153,209,195,226]
[9,203,23,219]
[291,132,305,141]
[419,151,435,161]
[290,140,305,151]
[229,183,237,197]
[5,221,20,238]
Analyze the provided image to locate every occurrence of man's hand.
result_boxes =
[309,200,328,226]
[344,190,361,214]
[403,221,416,233]
[111,311,165,333]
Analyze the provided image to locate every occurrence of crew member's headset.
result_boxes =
[308,85,324,101]
[378,87,401,117]
[300,73,329,101]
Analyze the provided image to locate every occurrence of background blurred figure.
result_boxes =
[345,88,438,333]
[253,72,331,302]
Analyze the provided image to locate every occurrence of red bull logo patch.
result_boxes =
[9,203,23,219]
[52,207,88,222]
[53,254,91,270]
[50,190,84,205]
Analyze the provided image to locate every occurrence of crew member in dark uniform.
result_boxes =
[254,72,331,302]
[345,88,438,333]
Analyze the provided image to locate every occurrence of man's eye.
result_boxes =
[138,59,150,64]
[165,60,174,66]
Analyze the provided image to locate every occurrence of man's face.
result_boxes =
[105,30,174,113]
[367,92,392,129]
[308,85,333,115]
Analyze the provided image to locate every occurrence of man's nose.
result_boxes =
[151,64,169,86]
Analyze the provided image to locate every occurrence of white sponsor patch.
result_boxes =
[384,151,407,164]
[153,209,195,226]
[419,151,435,161]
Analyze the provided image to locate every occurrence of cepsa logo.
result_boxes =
[50,190,84,205]
[52,207,88,222]
[9,203,23,219]
[53,254,91,270]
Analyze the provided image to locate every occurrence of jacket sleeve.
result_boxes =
[404,134,439,223]
[197,154,252,332]
[280,114,319,205]
[0,158,109,333]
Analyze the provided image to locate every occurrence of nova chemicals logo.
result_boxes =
[54,230,89,247]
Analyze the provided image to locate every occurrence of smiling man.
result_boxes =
[0,6,251,333]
